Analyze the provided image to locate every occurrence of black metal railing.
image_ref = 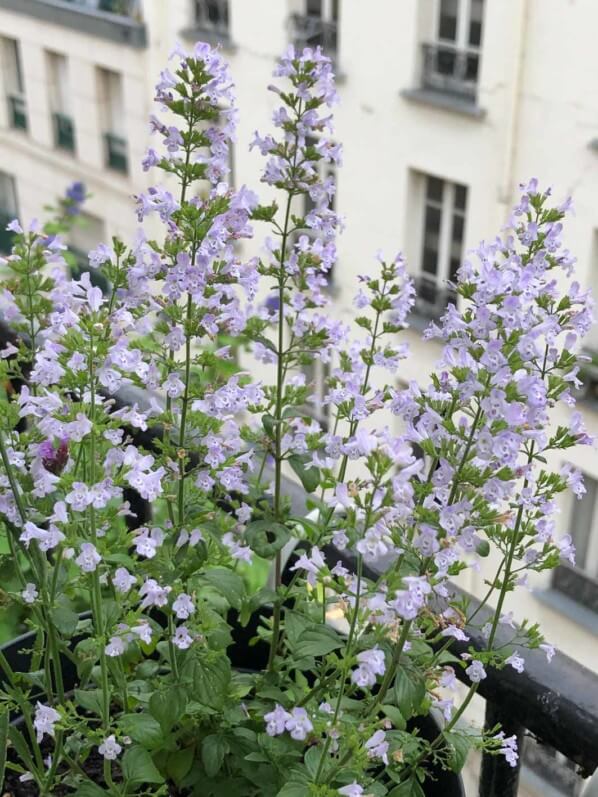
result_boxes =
[7,95,27,131]
[421,42,480,100]
[290,13,338,60]
[52,112,75,153]
[1,317,598,797]
[104,132,128,174]
[64,0,136,16]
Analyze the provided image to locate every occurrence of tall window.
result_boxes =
[553,471,598,612]
[97,68,128,174]
[303,359,331,430]
[416,175,467,319]
[0,172,19,254]
[194,0,229,35]
[292,0,339,59]
[2,38,27,131]
[422,0,484,99]
[47,52,75,153]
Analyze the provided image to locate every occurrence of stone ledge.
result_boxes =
[401,87,486,119]
[0,0,147,48]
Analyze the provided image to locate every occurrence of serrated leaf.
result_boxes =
[119,713,163,748]
[122,745,164,786]
[288,454,320,493]
[51,604,79,637]
[73,782,109,797]
[149,686,187,733]
[295,625,343,657]
[444,731,473,773]
[387,778,425,797]
[394,666,426,720]
[166,746,194,784]
[245,520,290,558]
[202,734,229,777]
[194,656,231,709]
[74,688,104,717]
[381,704,406,730]
[203,568,246,609]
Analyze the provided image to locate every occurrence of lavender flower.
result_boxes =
[98,735,122,761]
[34,703,61,742]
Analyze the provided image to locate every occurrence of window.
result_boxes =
[421,0,484,99]
[194,0,229,35]
[0,172,19,254]
[291,0,339,60]
[47,52,75,153]
[97,68,128,174]
[302,358,331,430]
[414,175,466,320]
[553,472,598,612]
[2,38,27,131]
[522,736,586,796]
[68,213,110,294]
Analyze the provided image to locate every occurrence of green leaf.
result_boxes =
[444,731,473,773]
[166,746,194,784]
[276,777,310,797]
[193,656,231,709]
[295,625,343,657]
[149,686,187,733]
[288,454,320,493]
[51,604,79,637]
[119,713,164,748]
[73,782,109,797]
[201,734,229,777]
[394,667,426,720]
[381,704,406,730]
[74,688,104,716]
[245,520,290,558]
[8,726,36,772]
[0,709,8,792]
[203,567,246,609]
[122,745,165,786]
[387,778,425,797]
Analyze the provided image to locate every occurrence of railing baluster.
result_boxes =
[479,701,525,797]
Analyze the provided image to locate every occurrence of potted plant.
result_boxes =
[0,41,592,797]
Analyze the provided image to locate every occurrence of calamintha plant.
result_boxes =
[0,42,593,797]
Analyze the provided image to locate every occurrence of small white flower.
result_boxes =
[172,593,195,620]
[75,542,101,573]
[21,582,38,604]
[112,567,136,593]
[34,703,61,742]
[105,636,126,657]
[99,734,122,761]
[172,625,193,650]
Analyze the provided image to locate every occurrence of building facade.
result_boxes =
[0,2,597,793]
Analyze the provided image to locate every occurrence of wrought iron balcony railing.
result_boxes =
[2,316,598,797]
[290,13,338,61]
[52,111,75,152]
[421,42,480,101]
[104,132,128,174]
[7,95,27,131]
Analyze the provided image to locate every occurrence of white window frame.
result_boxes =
[97,67,125,137]
[0,171,18,218]
[435,0,483,50]
[47,52,70,116]
[565,472,598,580]
[1,38,24,98]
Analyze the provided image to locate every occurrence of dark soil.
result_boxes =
[3,741,107,796]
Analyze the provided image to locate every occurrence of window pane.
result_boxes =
[454,183,467,210]
[306,0,323,17]
[469,0,484,47]
[332,0,339,22]
[438,0,458,42]
[570,475,597,571]
[0,172,17,215]
[426,176,444,203]
[422,204,441,276]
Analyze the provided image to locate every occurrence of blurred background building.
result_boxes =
[0,1,597,794]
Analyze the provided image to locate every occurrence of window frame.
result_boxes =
[193,0,230,35]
